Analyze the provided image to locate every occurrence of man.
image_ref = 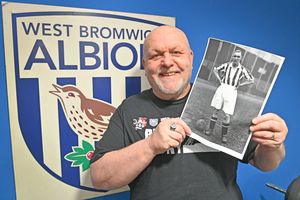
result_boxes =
[90,26,288,200]
[206,50,254,143]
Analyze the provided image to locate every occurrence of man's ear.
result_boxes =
[190,50,194,62]
[142,59,147,76]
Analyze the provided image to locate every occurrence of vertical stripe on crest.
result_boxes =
[93,77,112,103]
[57,78,80,186]
[126,77,141,98]
[17,78,44,163]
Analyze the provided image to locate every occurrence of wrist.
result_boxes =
[144,136,158,157]
[258,143,284,151]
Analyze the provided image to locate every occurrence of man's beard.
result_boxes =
[155,78,185,95]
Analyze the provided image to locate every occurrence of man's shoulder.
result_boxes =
[217,62,230,68]
[239,64,251,72]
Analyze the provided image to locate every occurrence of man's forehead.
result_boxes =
[146,34,189,49]
[143,26,190,55]
[147,42,185,51]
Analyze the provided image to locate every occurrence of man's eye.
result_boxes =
[150,54,161,59]
[172,51,182,55]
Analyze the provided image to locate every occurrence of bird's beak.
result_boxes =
[49,84,63,97]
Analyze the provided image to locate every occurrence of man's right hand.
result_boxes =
[145,118,192,155]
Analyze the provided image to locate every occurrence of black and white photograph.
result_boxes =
[181,38,285,159]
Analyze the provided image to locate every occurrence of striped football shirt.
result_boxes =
[215,62,254,87]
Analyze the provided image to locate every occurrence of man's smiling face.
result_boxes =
[142,26,193,100]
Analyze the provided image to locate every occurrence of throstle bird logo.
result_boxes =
[50,84,116,141]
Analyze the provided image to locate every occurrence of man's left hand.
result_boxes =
[250,113,288,149]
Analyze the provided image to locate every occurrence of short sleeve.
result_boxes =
[90,105,125,163]
[242,67,254,81]
[215,63,227,72]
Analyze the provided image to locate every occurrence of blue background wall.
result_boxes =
[1,0,299,199]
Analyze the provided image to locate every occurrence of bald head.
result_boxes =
[143,25,191,58]
[141,25,193,100]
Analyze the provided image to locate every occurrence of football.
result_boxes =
[195,119,206,131]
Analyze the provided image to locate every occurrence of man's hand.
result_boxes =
[146,118,191,155]
[250,113,288,149]
[249,113,288,171]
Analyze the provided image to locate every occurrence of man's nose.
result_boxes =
[161,53,174,67]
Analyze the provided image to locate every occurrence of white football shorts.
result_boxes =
[211,83,237,115]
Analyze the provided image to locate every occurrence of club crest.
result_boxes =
[3,3,174,196]
[133,117,148,130]
[149,118,159,127]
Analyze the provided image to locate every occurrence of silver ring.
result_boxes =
[271,132,275,140]
[170,123,177,131]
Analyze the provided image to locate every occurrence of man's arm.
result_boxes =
[90,118,191,190]
[238,78,254,87]
[213,67,222,84]
[249,113,288,171]
[90,138,156,190]
[238,68,254,87]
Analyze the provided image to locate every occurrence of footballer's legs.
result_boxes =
[221,114,231,143]
[206,108,219,136]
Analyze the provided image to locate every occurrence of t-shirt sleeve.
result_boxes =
[240,140,257,163]
[90,104,125,163]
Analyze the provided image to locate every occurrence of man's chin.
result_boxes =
[158,85,183,96]
[232,61,239,67]
[152,79,187,96]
